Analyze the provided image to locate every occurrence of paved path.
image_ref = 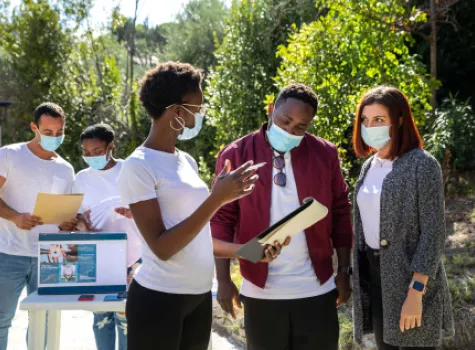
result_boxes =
[8,290,242,350]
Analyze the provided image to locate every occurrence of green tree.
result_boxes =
[162,0,228,71]
[0,0,133,170]
[272,0,433,181]
[205,0,318,160]
[1,0,70,113]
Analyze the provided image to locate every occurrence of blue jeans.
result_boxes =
[0,252,47,350]
[92,260,141,350]
[93,312,127,350]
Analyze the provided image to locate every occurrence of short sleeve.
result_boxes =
[117,158,157,205]
[0,147,9,179]
[72,177,82,195]
[72,175,87,212]
[65,167,75,194]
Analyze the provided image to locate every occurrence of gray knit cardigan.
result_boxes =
[352,148,455,347]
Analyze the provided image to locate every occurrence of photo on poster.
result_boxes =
[60,263,77,283]
[39,263,60,284]
[40,244,78,263]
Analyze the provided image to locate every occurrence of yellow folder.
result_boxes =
[32,193,84,225]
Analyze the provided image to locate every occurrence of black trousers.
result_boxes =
[367,250,435,350]
[126,279,212,350]
[241,289,339,350]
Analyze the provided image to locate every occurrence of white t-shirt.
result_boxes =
[72,160,142,267]
[357,156,393,250]
[241,152,336,299]
[117,147,214,295]
[0,143,75,257]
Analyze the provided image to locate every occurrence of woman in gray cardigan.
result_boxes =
[351,86,454,349]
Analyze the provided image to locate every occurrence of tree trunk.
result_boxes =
[129,0,140,135]
[430,0,437,111]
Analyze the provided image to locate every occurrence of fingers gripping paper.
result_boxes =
[33,193,84,224]
[234,198,328,263]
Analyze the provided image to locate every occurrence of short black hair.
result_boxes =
[139,61,203,119]
[80,123,115,144]
[274,83,319,115]
[34,102,65,125]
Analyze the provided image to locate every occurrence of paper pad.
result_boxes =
[33,193,84,224]
[234,198,328,263]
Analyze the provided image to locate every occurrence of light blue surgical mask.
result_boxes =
[83,153,109,170]
[266,121,304,153]
[361,124,391,150]
[177,108,204,141]
[38,132,64,152]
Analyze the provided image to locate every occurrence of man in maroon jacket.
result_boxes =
[211,83,353,350]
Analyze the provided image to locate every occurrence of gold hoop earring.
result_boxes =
[170,116,186,131]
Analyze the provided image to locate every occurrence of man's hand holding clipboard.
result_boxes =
[234,198,328,263]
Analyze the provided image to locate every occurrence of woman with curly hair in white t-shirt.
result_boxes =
[117,62,283,350]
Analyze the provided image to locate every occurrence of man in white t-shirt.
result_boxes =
[0,102,76,350]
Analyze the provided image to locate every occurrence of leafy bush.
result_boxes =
[425,96,475,171]
[272,0,433,184]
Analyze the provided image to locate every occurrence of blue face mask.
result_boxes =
[83,154,109,170]
[83,148,110,170]
[361,124,391,150]
[38,133,64,152]
[266,121,304,153]
[177,111,204,141]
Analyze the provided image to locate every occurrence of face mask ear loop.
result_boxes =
[35,129,42,143]
[170,115,186,131]
[105,145,111,162]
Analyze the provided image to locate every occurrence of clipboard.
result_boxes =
[234,198,328,263]
[32,193,84,224]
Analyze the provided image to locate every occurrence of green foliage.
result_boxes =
[425,96,475,170]
[1,0,70,108]
[448,275,475,306]
[451,254,475,269]
[470,209,475,224]
[0,0,132,170]
[338,305,354,350]
[273,0,433,182]
[163,0,228,71]
[205,0,318,159]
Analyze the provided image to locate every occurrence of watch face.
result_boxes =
[413,281,425,292]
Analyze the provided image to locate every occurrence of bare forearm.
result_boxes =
[150,195,222,260]
[215,257,232,283]
[336,247,351,267]
[0,198,19,221]
[213,238,242,259]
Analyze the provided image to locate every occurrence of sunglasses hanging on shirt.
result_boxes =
[273,152,286,187]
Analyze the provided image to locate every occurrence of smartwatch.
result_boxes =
[409,280,427,294]
[338,266,353,275]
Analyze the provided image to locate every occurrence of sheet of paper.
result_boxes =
[33,193,84,225]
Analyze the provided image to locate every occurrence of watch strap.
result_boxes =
[409,280,427,294]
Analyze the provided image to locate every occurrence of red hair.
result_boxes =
[353,86,424,159]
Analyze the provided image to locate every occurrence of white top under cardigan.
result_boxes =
[356,156,393,250]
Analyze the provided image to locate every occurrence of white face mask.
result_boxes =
[170,105,206,141]
[177,112,204,140]
[361,124,391,150]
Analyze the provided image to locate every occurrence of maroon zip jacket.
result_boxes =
[211,124,353,288]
